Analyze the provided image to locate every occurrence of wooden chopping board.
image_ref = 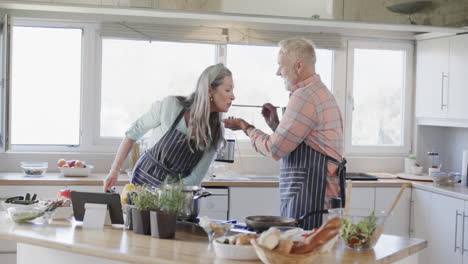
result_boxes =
[396,173,433,182]
[368,173,398,179]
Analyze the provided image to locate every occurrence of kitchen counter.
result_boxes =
[0,213,426,264]
[0,172,130,186]
[4,172,468,202]
[0,172,411,187]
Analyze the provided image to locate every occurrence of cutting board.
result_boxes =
[368,173,398,179]
[396,173,433,182]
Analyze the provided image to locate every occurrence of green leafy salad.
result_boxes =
[340,211,378,249]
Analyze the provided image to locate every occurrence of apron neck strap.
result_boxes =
[169,108,187,131]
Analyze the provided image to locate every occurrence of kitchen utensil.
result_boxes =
[396,173,432,182]
[344,180,352,216]
[60,165,94,177]
[175,186,212,221]
[215,139,235,163]
[368,185,407,247]
[232,104,280,108]
[245,196,345,232]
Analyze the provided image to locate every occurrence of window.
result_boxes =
[225,44,334,140]
[345,40,413,155]
[11,25,82,146]
[100,39,216,139]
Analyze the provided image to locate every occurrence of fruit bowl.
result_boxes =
[21,161,48,177]
[340,209,389,250]
[59,165,93,177]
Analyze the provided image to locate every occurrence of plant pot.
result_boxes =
[132,209,151,235]
[150,211,176,239]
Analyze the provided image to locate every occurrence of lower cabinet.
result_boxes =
[412,188,468,264]
[228,186,410,238]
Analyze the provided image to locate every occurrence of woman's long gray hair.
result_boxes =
[177,63,231,151]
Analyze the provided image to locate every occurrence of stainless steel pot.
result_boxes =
[178,186,212,221]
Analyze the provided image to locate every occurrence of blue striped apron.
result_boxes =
[280,142,346,230]
[131,109,204,187]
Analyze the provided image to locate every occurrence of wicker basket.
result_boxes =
[251,237,337,264]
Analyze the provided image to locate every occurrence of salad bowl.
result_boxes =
[340,209,390,250]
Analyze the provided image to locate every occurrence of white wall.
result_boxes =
[221,0,335,19]
[416,125,468,174]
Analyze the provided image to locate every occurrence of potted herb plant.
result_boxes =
[150,180,185,239]
[132,186,158,235]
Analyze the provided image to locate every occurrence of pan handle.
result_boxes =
[296,210,329,225]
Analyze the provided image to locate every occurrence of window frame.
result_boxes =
[344,39,414,156]
[8,18,100,153]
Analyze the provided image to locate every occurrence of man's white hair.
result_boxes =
[278,38,316,65]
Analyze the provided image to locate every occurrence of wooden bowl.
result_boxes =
[251,238,334,264]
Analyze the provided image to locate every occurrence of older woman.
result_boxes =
[103,63,235,191]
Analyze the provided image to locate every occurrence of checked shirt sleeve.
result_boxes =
[247,89,318,161]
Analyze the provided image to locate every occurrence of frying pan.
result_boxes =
[245,210,329,232]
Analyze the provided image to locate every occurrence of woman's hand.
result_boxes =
[223,117,253,133]
[261,103,279,131]
[103,170,119,192]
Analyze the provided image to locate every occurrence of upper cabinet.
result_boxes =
[415,34,468,126]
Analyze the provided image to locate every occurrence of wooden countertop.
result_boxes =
[0,213,426,264]
[0,172,130,186]
[0,172,411,187]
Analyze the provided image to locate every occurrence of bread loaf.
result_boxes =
[274,239,294,254]
[236,234,258,245]
[258,227,281,250]
[291,217,342,254]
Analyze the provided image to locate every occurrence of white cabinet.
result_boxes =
[416,35,468,124]
[375,187,410,237]
[349,187,375,210]
[411,189,432,264]
[415,37,449,119]
[447,34,468,120]
[412,188,468,264]
[228,187,280,221]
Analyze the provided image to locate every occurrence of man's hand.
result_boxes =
[262,103,279,131]
[223,117,253,133]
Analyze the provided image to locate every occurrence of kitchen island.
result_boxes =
[0,213,426,264]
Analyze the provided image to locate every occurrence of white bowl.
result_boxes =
[21,161,48,177]
[213,236,259,260]
[59,165,94,177]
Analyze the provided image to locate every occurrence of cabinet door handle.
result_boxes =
[463,213,468,254]
[456,210,462,252]
[441,72,448,110]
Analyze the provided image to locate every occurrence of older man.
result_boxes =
[224,38,345,230]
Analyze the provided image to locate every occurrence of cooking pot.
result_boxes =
[177,186,212,222]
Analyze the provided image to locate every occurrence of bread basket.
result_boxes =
[251,235,338,264]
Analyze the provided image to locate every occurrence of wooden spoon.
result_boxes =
[369,184,408,245]
[344,180,352,216]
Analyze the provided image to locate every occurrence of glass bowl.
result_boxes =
[340,209,389,250]
[21,161,48,177]
[7,206,55,225]
[431,172,461,186]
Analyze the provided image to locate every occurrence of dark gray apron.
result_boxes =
[280,142,346,230]
[131,109,204,187]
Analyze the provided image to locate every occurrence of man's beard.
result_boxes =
[283,71,298,91]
